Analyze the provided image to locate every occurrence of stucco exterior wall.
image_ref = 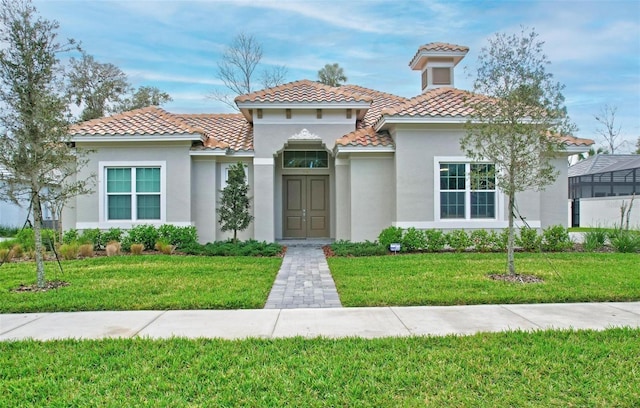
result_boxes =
[349,155,394,242]
[191,158,217,243]
[540,157,570,228]
[72,141,193,230]
[252,110,354,158]
[578,195,639,228]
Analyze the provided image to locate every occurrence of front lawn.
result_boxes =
[0,256,281,312]
[329,252,640,307]
[1,328,638,406]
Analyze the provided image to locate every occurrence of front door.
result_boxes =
[283,175,329,238]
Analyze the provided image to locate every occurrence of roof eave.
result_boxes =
[375,115,468,131]
[71,133,204,143]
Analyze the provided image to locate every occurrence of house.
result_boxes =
[65,43,593,243]
[569,154,640,227]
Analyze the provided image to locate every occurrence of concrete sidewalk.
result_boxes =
[1,302,639,341]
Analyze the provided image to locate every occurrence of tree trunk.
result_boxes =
[32,193,46,288]
[507,190,516,276]
[233,229,237,244]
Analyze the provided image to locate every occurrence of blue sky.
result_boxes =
[34,0,640,150]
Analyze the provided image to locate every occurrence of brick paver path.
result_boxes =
[264,245,342,309]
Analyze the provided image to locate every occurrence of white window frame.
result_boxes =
[220,162,249,190]
[98,161,167,228]
[432,156,504,228]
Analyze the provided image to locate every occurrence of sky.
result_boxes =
[33,0,640,151]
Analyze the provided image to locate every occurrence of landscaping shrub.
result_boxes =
[106,241,121,256]
[446,230,472,252]
[154,240,174,254]
[101,228,124,246]
[402,228,426,252]
[424,229,447,252]
[62,229,79,245]
[378,226,403,250]
[471,229,494,252]
[183,240,283,257]
[582,228,607,252]
[0,224,19,237]
[158,224,198,249]
[542,225,573,252]
[59,243,79,260]
[122,225,159,251]
[0,248,10,262]
[9,243,23,259]
[329,240,386,257]
[78,244,94,258]
[15,228,56,251]
[495,229,509,252]
[516,227,541,252]
[80,228,102,250]
[130,243,144,255]
[608,230,640,253]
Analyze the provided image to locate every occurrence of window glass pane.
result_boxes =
[470,164,495,190]
[440,163,465,190]
[108,195,131,220]
[137,195,160,219]
[283,151,328,168]
[440,192,465,218]
[136,168,160,193]
[471,192,495,218]
[107,168,131,193]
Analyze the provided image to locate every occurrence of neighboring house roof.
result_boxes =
[234,79,373,104]
[569,154,640,177]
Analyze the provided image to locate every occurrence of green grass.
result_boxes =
[1,329,638,406]
[0,255,281,312]
[329,252,640,306]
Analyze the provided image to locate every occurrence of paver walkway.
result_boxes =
[264,243,342,309]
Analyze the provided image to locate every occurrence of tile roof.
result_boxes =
[558,135,594,148]
[569,154,640,177]
[340,84,409,128]
[335,128,394,148]
[380,87,484,118]
[234,79,373,104]
[416,42,470,53]
[177,113,253,151]
[69,106,203,137]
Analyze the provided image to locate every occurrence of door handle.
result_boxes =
[302,209,306,222]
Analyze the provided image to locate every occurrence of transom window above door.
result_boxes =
[283,151,328,168]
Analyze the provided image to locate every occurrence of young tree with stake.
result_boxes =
[462,28,575,276]
[0,0,92,288]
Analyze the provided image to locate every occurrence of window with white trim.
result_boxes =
[106,167,161,220]
[439,163,496,219]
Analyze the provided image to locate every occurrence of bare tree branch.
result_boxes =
[594,104,623,154]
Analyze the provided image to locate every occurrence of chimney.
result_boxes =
[409,42,469,93]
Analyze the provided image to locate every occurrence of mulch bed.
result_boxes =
[488,274,544,284]
[13,280,70,293]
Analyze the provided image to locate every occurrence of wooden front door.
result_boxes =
[283,175,329,238]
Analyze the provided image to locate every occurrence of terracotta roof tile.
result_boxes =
[235,79,373,104]
[381,87,485,118]
[340,85,409,128]
[336,128,394,148]
[177,113,253,151]
[416,42,470,53]
[559,135,594,148]
[69,106,203,136]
